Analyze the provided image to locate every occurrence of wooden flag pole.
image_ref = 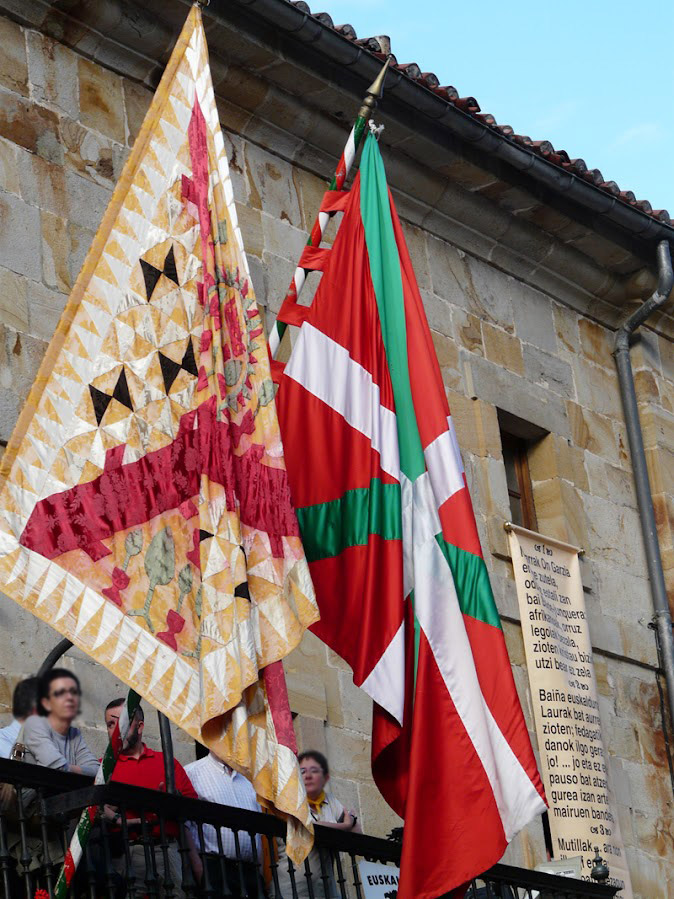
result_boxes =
[48,688,143,899]
[267,55,392,360]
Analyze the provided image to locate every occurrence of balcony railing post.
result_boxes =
[214,825,231,896]
[139,808,160,898]
[349,850,364,899]
[196,819,214,897]
[232,828,247,896]
[99,814,118,899]
[176,809,199,898]
[287,857,300,899]
[334,851,348,899]
[0,809,13,898]
[36,787,54,897]
[118,803,136,896]
[157,812,176,899]
[14,786,34,899]
[248,825,263,896]
[303,854,316,899]
[265,833,282,899]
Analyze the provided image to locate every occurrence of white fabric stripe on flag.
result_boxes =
[423,416,464,511]
[410,494,546,836]
[400,475,413,599]
[285,323,400,480]
[446,415,464,474]
[358,621,405,725]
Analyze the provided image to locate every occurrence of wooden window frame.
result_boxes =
[500,430,538,532]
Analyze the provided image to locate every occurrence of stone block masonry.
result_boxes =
[0,11,671,895]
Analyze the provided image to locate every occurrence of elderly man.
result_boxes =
[185,751,266,898]
[0,677,38,758]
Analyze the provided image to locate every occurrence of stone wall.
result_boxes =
[0,14,672,897]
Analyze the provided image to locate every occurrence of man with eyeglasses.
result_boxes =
[22,668,98,775]
[11,669,99,889]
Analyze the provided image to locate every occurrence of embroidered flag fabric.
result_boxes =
[0,6,317,861]
[275,133,547,896]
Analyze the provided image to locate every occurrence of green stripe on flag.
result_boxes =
[296,479,402,562]
[435,535,502,629]
[360,134,426,484]
[360,133,428,684]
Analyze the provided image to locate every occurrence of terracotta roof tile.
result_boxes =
[291,1,671,226]
[432,85,459,101]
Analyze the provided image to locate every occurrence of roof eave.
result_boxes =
[215,0,674,261]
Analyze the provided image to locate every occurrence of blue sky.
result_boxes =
[328,0,674,213]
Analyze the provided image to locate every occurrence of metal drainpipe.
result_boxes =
[613,239,674,730]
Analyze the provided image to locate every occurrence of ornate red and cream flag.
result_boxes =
[0,5,317,860]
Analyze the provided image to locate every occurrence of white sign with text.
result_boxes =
[358,861,401,898]
[507,523,633,898]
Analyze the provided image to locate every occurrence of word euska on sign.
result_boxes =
[358,861,400,899]
[506,522,633,899]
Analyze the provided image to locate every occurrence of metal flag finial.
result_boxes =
[357,55,393,121]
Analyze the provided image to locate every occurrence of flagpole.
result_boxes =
[48,688,143,899]
[267,56,392,360]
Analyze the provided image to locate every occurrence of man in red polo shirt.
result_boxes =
[104,698,200,897]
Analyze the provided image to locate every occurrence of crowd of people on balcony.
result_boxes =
[0,673,362,897]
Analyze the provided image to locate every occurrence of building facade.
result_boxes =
[0,1,672,896]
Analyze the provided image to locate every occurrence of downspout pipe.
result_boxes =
[613,239,674,731]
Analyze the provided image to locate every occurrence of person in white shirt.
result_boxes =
[185,751,265,897]
[0,676,38,759]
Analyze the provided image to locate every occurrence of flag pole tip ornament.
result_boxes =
[357,54,393,121]
[0,0,318,871]
[276,131,546,898]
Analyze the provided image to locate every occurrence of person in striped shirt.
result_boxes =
[185,751,266,897]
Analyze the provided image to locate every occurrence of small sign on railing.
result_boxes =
[358,860,401,898]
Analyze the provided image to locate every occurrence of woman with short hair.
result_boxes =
[23,668,98,776]
[276,750,360,898]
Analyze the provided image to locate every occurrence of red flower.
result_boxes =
[157,611,185,652]
[111,567,130,590]
[102,586,122,607]
[157,631,176,651]
[166,610,185,633]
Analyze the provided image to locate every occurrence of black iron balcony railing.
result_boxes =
[0,758,619,899]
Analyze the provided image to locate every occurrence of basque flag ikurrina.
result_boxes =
[276,132,547,898]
